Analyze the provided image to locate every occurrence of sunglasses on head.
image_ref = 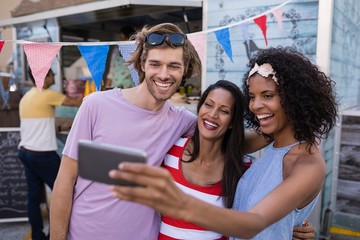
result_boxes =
[145,33,187,46]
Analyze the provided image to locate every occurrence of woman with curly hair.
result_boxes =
[229,46,338,239]
[109,46,338,239]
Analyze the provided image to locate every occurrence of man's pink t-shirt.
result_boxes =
[63,89,196,240]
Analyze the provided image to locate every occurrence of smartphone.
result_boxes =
[78,140,147,186]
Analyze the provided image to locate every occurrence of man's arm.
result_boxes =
[50,155,78,240]
[62,96,83,107]
[292,220,315,240]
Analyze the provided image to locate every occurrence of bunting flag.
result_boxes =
[119,44,139,86]
[272,8,283,31]
[78,45,109,91]
[214,28,233,62]
[188,33,206,65]
[254,15,268,46]
[23,43,62,91]
[238,22,250,51]
[0,40,4,54]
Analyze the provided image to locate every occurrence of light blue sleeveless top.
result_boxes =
[230,142,319,240]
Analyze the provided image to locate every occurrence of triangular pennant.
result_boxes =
[23,43,62,91]
[119,43,139,86]
[0,41,5,54]
[254,15,268,46]
[188,33,206,65]
[272,8,283,31]
[78,45,110,91]
[237,22,250,52]
[214,28,233,62]
[238,22,250,43]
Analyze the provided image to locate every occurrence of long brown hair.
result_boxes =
[185,80,246,208]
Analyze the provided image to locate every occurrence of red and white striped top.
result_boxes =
[159,137,227,240]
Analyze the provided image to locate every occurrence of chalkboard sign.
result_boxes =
[0,128,28,222]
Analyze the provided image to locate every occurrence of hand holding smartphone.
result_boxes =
[78,140,147,186]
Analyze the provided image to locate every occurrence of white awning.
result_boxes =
[0,0,202,28]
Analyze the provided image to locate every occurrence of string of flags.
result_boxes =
[0,0,291,91]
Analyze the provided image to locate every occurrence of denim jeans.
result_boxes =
[18,148,61,240]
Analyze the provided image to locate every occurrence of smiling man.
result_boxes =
[49,23,202,240]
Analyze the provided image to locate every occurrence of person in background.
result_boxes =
[18,68,82,240]
[109,46,338,239]
[105,26,136,89]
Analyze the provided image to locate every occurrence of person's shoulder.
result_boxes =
[293,146,325,172]
[169,103,184,112]
[168,101,195,115]
[169,104,196,123]
[21,87,35,96]
[300,150,324,164]
[83,89,117,102]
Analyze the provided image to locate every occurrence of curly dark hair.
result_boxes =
[127,23,202,85]
[242,46,338,151]
[185,80,246,208]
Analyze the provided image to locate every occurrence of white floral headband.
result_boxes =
[247,63,279,85]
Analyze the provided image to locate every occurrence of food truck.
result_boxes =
[0,0,359,238]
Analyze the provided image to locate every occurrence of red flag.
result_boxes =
[0,40,5,53]
[254,15,268,46]
[23,43,62,91]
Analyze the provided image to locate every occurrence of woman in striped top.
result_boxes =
[158,80,248,239]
